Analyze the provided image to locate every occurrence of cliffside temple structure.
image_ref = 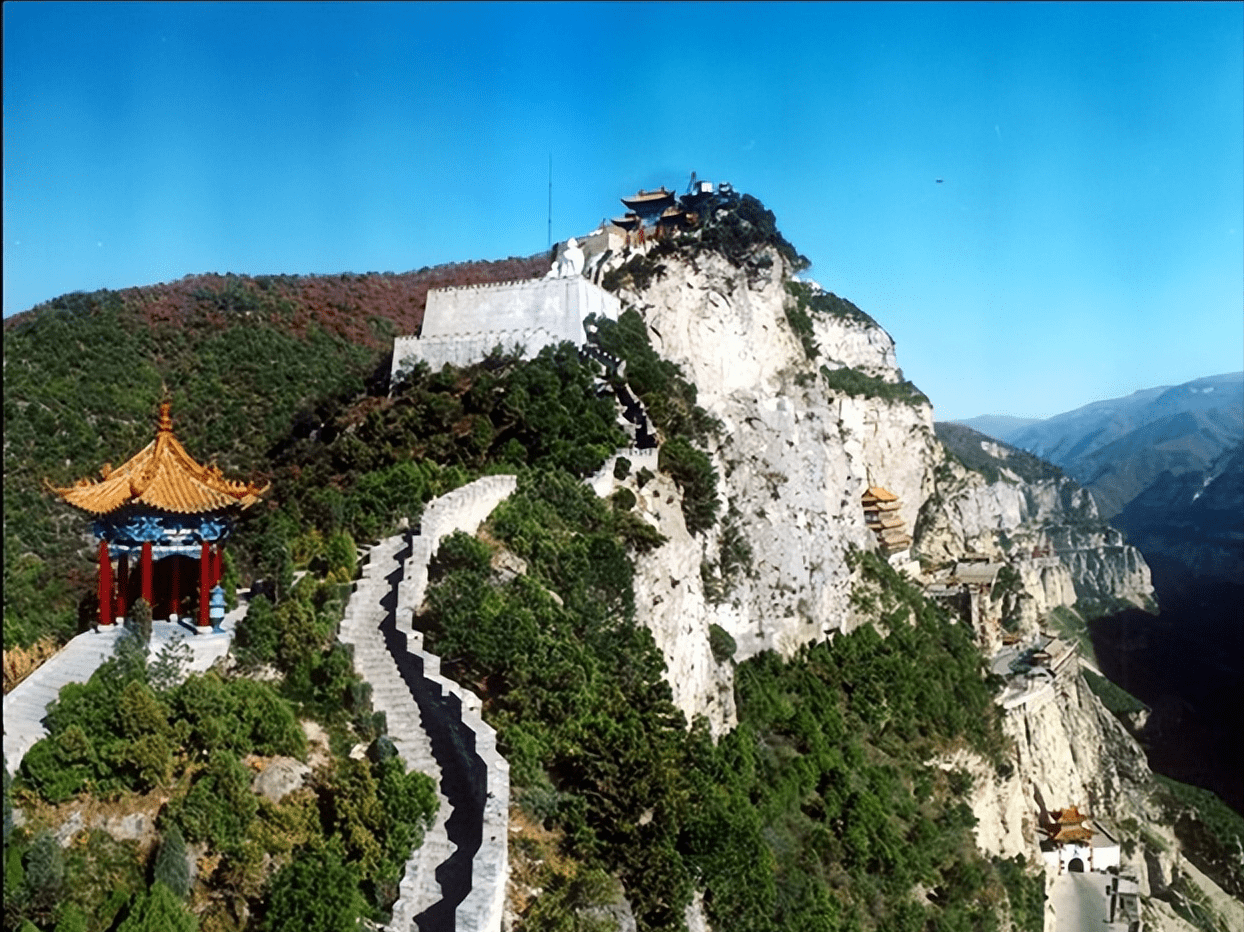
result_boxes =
[47,403,268,631]
[1039,804,1121,875]
[861,486,912,555]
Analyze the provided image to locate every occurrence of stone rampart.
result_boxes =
[391,277,620,384]
[394,329,558,375]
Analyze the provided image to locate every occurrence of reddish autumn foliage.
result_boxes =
[7,253,552,350]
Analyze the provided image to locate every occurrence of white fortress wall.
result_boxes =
[420,277,620,340]
[342,475,517,932]
[391,277,621,383]
[394,475,517,932]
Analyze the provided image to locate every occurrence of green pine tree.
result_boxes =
[152,825,191,898]
[263,847,365,932]
[116,881,198,932]
[129,598,153,648]
[53,902,89,932]
[23,830,64,920]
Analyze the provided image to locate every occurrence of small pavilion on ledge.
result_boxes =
[47,403,268,631]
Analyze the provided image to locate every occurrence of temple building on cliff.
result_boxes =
[1039,804,1121,874]
[47,403,267,631]
[861,486,912,555]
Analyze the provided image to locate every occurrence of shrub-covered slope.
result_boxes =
[3,256,547,648]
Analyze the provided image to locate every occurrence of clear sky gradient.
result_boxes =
[5,2,1241,419]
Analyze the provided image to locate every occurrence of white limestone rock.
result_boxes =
[252,756,312,803]
[602,247,939,730]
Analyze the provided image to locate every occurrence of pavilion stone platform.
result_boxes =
[3,596,248,777]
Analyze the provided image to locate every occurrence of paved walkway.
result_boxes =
[338,535,458,932]
[4,603,245,777]
[1049,871,1110,931]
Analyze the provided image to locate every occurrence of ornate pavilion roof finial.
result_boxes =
[157,401,174,433]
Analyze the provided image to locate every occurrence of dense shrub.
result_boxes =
[708,624,737,664]
[115,882,197,932]
[261,846,367,932]
[820,364,929,407]
[658,437,720,534]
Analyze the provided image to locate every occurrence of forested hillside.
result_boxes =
[3,255,547,649]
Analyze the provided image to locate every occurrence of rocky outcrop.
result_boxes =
[593,243,1152,732]
[915,452,1153,619]
[594,246,939,733]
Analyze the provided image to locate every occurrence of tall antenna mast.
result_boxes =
[547,154,552,248]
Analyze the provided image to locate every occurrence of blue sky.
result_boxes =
[5,2,1241,420]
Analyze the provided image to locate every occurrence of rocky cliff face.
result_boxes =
[584,237,1244,931]
[596,245,1152,733]
[598,247,938,733]
[916,455,1153,616]
[946,669,1153,863]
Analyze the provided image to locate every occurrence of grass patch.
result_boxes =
[1045,605,1097,667]
[1082,668,1148,717]
[819,365,928,408]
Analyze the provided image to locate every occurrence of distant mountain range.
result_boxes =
[957,374,1244,811]
[955,372,1244,520]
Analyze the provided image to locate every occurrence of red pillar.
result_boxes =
[169,556,181,620]
[98,540,113,627]
[141,542,153,607]
[199,540,211,628]
[116,553,129,621]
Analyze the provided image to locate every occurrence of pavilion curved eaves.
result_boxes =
[47,403,268,629]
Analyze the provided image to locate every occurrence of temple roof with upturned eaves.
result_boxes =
[47,403,268,516]
[862,486,899,503]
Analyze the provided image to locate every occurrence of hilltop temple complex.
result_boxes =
[389,176,731,384]
[48,403,267,631]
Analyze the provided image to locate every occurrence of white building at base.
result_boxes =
[1039,805,1121,874]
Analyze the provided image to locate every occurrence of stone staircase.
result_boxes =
[339,476,517,932]
[338,535,457,928]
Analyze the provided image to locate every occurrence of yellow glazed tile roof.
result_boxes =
[48,403,268,515]
[862,486,899,502]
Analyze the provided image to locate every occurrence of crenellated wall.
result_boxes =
[390,277,620,382]
[341,475,516,932]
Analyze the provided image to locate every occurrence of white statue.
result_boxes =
[548,237,585,279]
